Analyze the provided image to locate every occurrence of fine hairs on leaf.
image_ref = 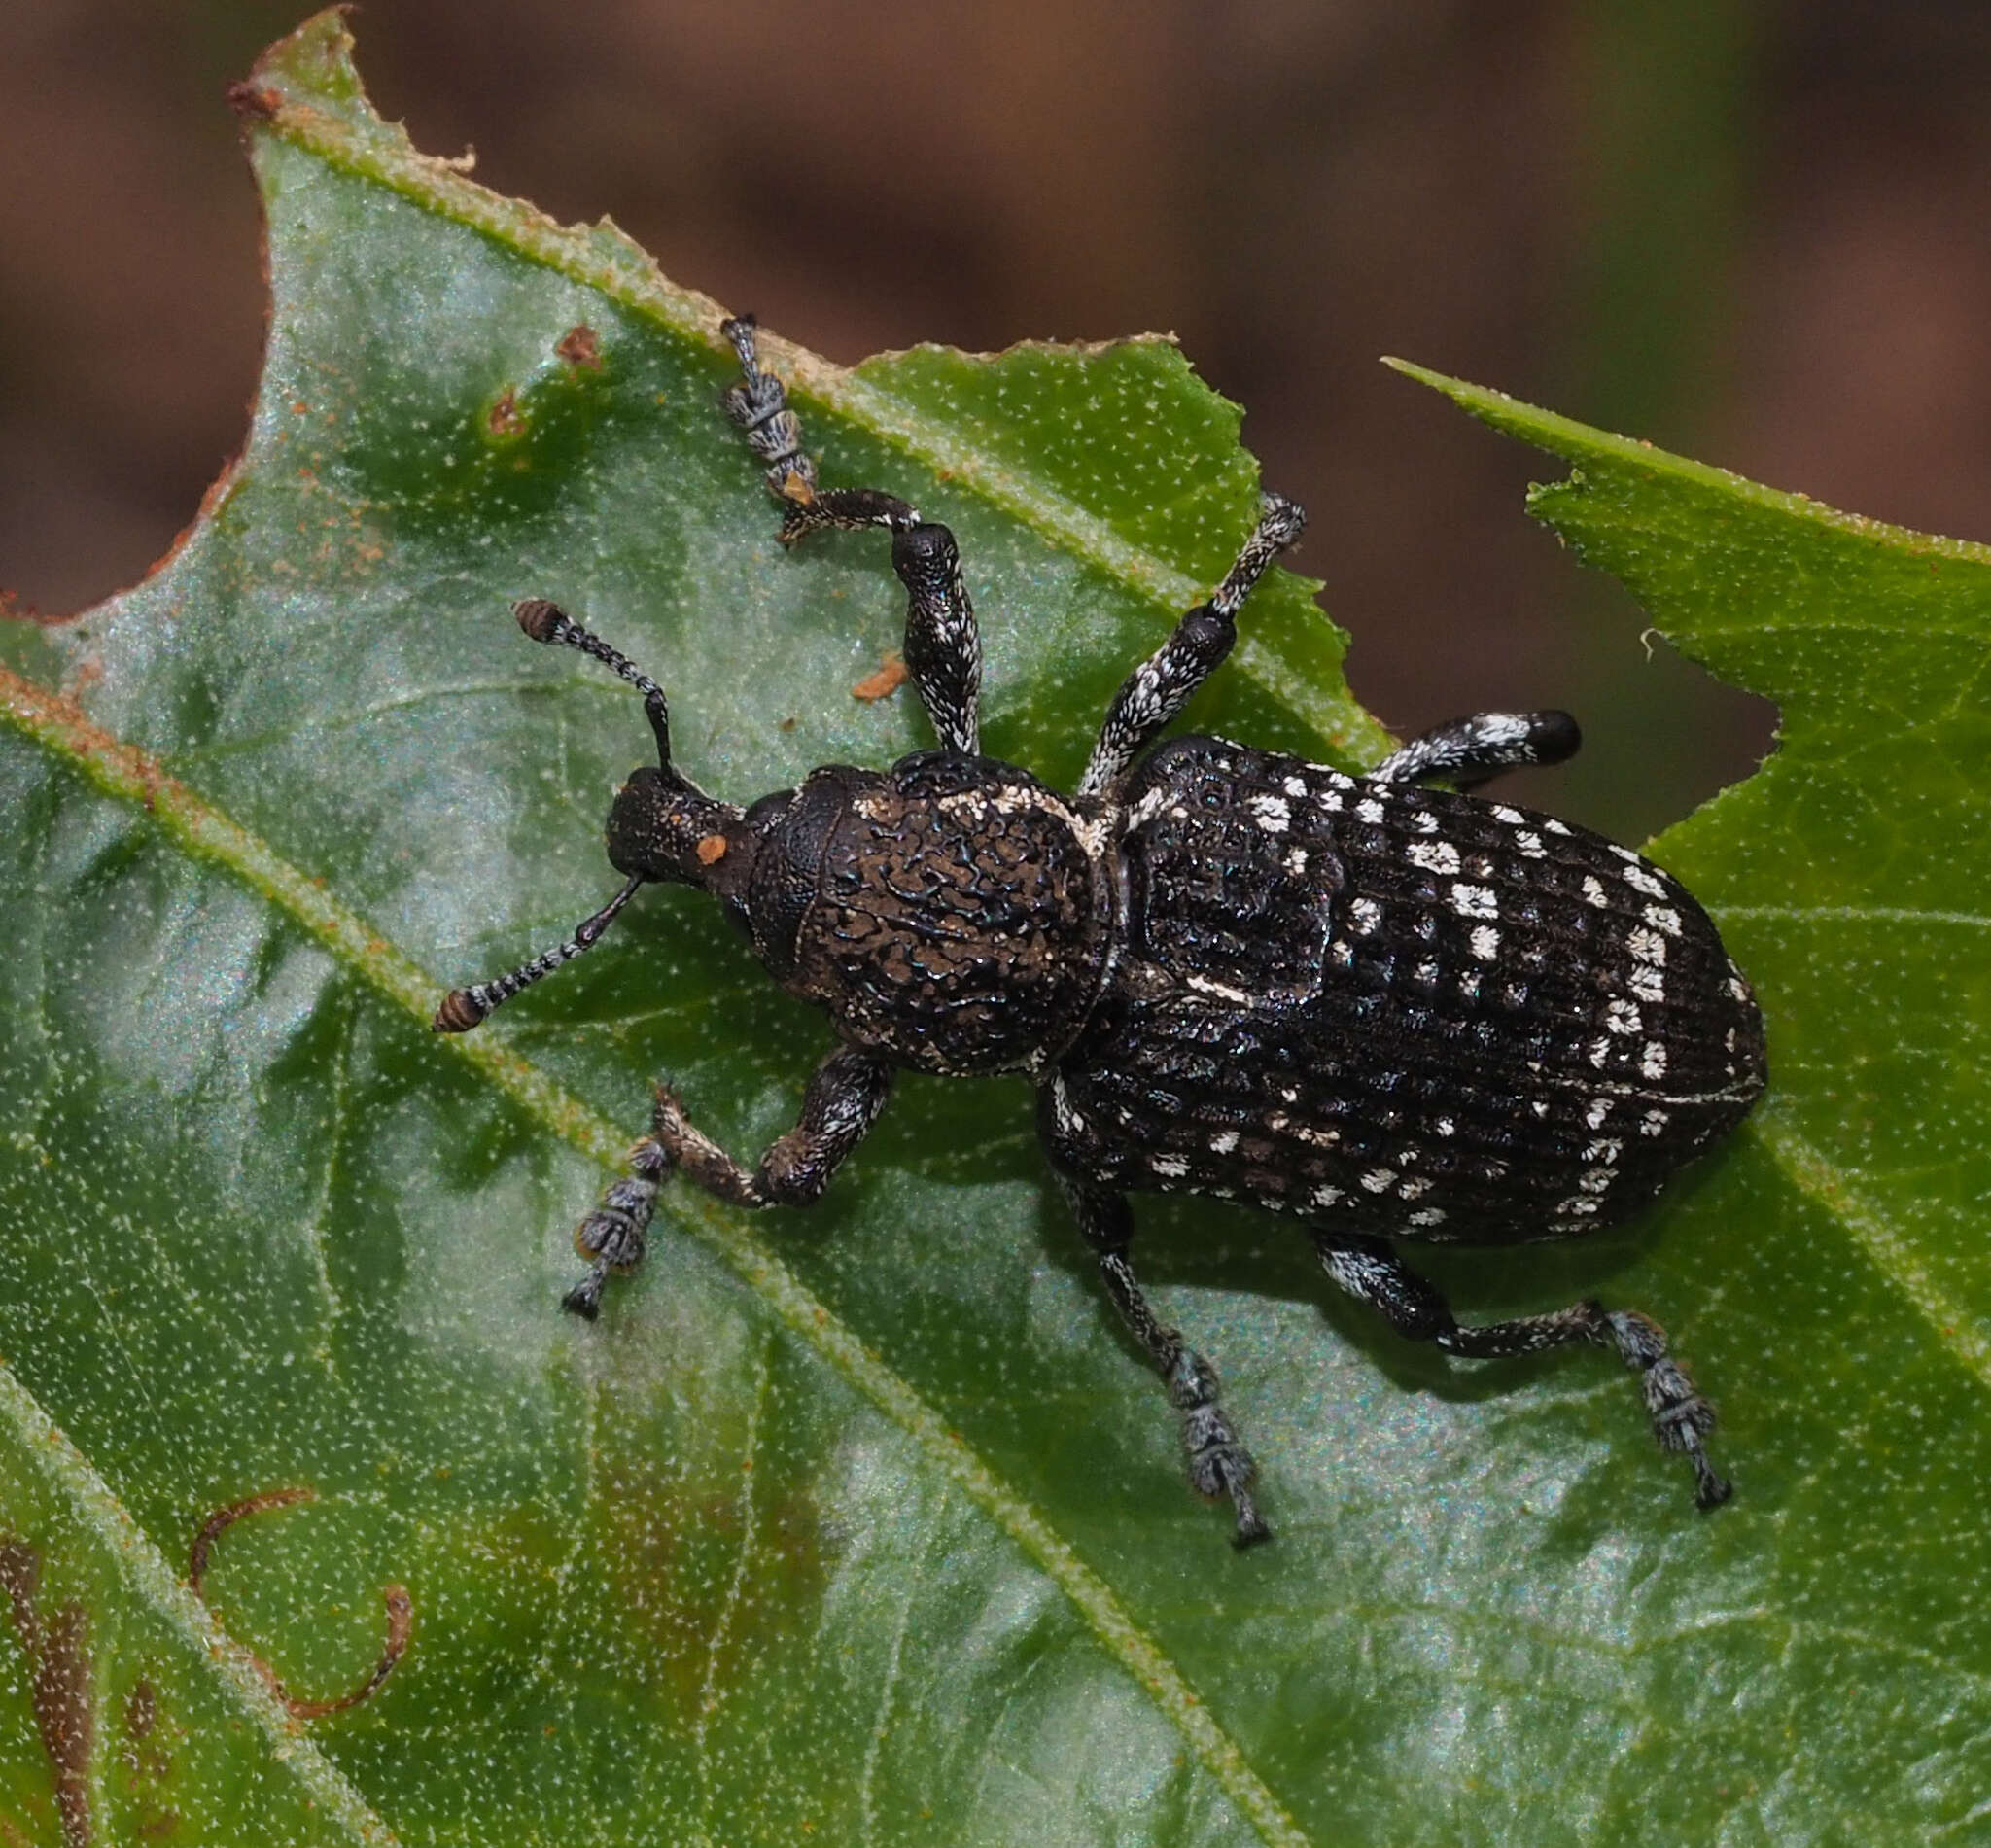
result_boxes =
[0,11,1986,1846]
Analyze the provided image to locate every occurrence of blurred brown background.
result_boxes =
[4,0,1987,839]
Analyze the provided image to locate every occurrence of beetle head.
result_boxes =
[605,764,756,904]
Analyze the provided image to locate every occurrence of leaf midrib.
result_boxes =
[0,661,1312,1847]
[248,30,1392,770]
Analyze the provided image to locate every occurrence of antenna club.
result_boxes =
[433,989,487,1033]
[514,598,568,645]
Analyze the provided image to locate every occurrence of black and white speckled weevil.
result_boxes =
[436,314,1766,1546]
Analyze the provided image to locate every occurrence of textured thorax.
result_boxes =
[789,750,1113,1075]
[1046,736,1766,1242]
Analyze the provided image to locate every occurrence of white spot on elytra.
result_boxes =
[1605,998,1642,1036]
[1409,1206,1446,1227]
[1283,775,1308,798]
[1284,846,1309,876]
[1582,876,1609,908]
[1629,965,1666,1003]
[1412,810,1441,834]
[1408,840,1462,876]
[1398,1176,1433,1200]
[1627,926,1667,965]
[1451,884,1499,920]
[1152,1154,1188,1178]
[1641,1108,1670,1136]
[1350,898,1383,935]
[1360,1168,1397,1193]
[1470,924,1501,961]
[1210,1130,1240,1155]
[1250,793,1291,834]
[1310,1183,1344,1209]
[1584,1139,1623,1164]
[1624,863,1667,898]
[1586,1098,1613,1129]
[1641,1041,1668,1079]
[1434,1116,1456,1137]
[1356,797,1385,824]
[1415,959,1440,985]
[1544,819,1572,835]
[1491,805,1524,825]
[1645,905,1682,938]
[1516,831,1546,858]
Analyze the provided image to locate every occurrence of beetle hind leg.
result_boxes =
[1063,1177,1270,1547]
[1313,1231,1729,1510]
[1368,710,1581,788]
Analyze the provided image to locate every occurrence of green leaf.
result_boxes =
[0,12,1984,1843]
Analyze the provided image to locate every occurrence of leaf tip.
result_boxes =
[1380,356,1530,429]
[243,6,367,120]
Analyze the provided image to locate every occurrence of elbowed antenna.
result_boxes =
[513,598,674,773]
[436,601,700,1034]
[433,874,644,1033]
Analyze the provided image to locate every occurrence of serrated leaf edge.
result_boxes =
[244,10,1390,766]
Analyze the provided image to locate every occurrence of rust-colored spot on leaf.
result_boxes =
[188,1489,412,1720]
[487,388,523,436]
[284,1586,413,1720]
[189,1485,315,1598]
[1,588,62,628]
[555,324,601,369]
[1,1537,95,1847]
[852,652,908,702]
[225,82,282,120]
[696,834,728,865]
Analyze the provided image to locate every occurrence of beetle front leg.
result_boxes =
[562,1047,894,1318]
[719,313,981,755]
[1061,1177,1270,1547]
[1312,1231,1730,1509]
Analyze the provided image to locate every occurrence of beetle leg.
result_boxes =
[1367,710,1582,788]
[1076,494,1307,800]
[1061,1177,1270,1547]
[562,1048,893,1317]
[1311,1231,1730,1509]
[720,313,981,755]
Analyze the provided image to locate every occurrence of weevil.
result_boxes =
[436,314,1766,1545]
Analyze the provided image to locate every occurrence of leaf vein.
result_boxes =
[1750,1108,1991,1393]
[0,662,1312,1846]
